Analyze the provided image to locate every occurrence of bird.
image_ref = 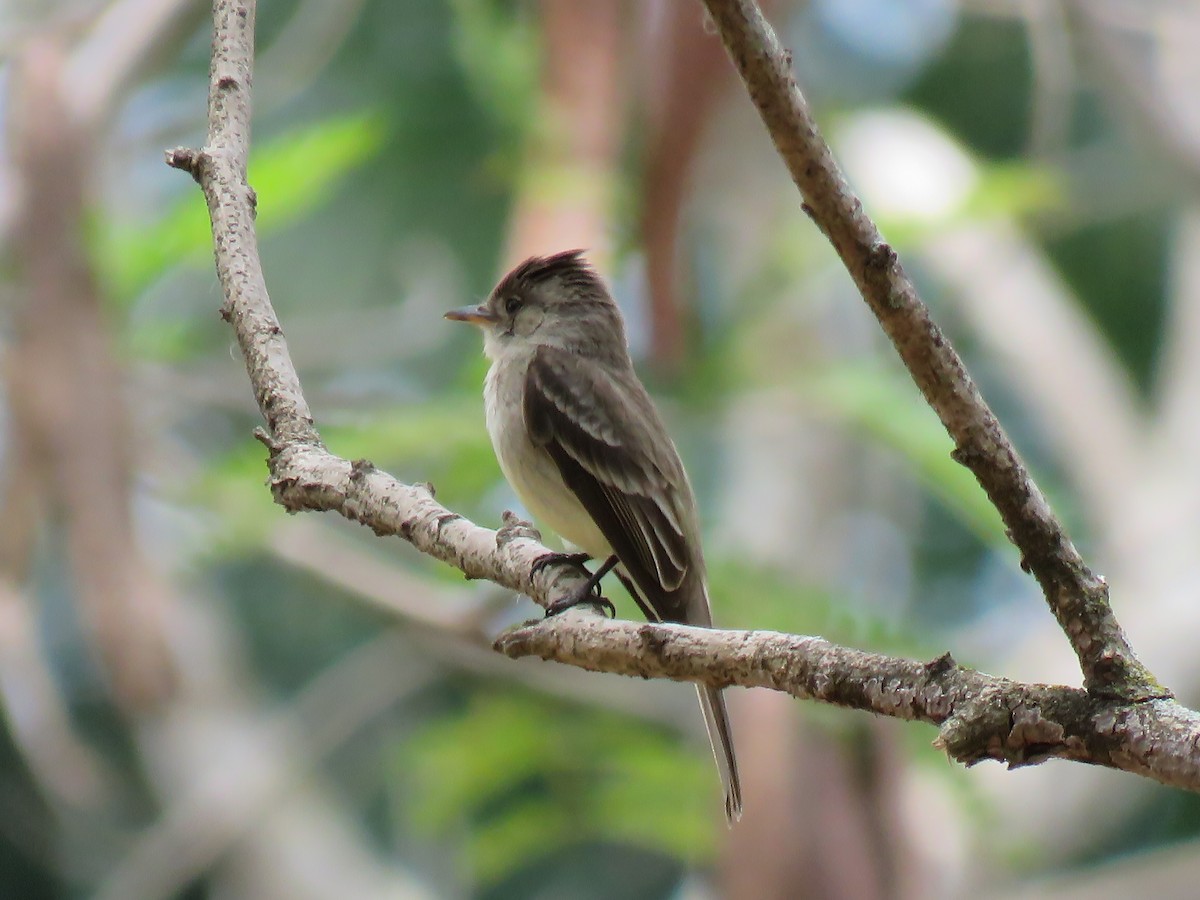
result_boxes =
[445,249,742,821]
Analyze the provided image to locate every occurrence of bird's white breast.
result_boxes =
[484,353,612,560]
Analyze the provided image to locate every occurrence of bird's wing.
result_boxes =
[524,344,696,621]
[525,346,739,818]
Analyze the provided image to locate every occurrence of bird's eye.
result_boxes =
[504,296,523,316]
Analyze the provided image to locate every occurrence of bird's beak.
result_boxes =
[444,304,498,326]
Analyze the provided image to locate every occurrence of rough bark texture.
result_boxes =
[496,618,1200,789]
[698,0,1162,702]
[167,0,1200,794]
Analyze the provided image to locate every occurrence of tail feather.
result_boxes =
[617,567,742,821]
[697,684,742,823]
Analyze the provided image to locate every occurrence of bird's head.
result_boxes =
[445,250,627,363]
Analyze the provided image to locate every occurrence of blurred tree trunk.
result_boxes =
[721,692,923,900]
[503,0,626,269]
[4,22,427,898]
[640,1,737,373]
[8,34,176,713]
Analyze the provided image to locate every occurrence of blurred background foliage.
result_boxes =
[2,0,1199,897]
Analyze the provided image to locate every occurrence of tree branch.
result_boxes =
[167,0,1200,795]
[697,0,1161,701]
[497,614,1200,791]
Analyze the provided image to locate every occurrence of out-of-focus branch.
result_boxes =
[66,0,206,129]
[1155,211,1200,480]
[0,106,109,805]
[503,0,624,268]
[0,582,112,808]
[697,0,1161,701]
[1082,5,1200,476]
[1022,0,1075,160]
[10,35,176,712]
[269,519,486,634]
[4,16,418,895]
[269,518,718,728]
[640,1,736,372]
[925,224,1144,539]
[0,0,204,254]
[94,632,438,900]
[255,0,368,110]
[1068,1,1200,187]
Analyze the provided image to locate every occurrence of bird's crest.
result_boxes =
[495,249,601,299]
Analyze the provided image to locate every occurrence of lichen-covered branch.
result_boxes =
[698,0,1162,701]
[166,0,1200,794]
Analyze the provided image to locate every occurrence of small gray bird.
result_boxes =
[446,250,742,821]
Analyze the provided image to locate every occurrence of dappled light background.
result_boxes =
[1,0,1197,897]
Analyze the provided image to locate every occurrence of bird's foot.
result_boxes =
[545,586,616,619]
[531,551,592,579]
[543,554,620,619]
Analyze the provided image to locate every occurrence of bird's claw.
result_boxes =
[535,552,617,618]
[545,589,616,619]
[531,551,592,579]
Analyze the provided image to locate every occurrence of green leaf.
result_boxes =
[405,694,553,833]
[399,690,715,884]
[470,797,574,882]
[192,399,495,554]
[871,161,1063,247]
[448,0,539,137]
[101,111,388,309]
[589,737,713,861]
[707,558,932,659]
[964,161,1061,221]
[801,364,1008,548]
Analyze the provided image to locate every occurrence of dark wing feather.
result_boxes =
[524,344,695,621]
[525,346,740,819]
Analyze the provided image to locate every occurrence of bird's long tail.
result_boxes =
[697,684,742,823]
[619,569,742,820]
